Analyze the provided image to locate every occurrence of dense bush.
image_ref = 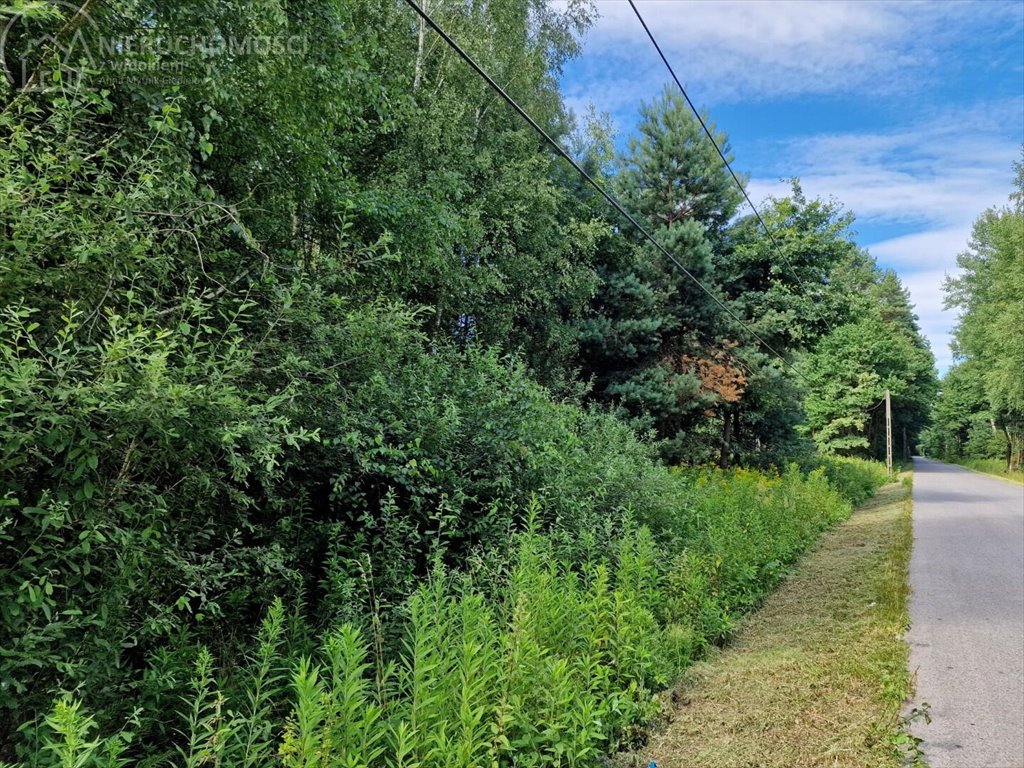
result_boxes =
[817,456,891,506]
[0,85,662,731]
[0,283,681,740]
[6,464,886,766]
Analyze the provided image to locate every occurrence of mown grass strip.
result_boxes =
[617,479,914,768]
[947,457,1024,485]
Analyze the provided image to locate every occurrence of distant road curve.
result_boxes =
[907,457,1024,768]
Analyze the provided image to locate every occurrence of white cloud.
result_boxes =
[898,267,961,373]
[749,100,1022,229]
[743,112,1020,373]
[563,0,1023,109]
[745,162,1008,236]
[866,227,972,271]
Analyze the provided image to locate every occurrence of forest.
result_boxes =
[920,161,1024,475]
[0,0,950,764]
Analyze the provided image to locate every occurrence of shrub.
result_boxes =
[8,462,885,765]
[818,456,890,506]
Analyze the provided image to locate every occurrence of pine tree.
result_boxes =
[578,87,741,461]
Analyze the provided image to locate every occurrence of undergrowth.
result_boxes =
[6,459,885,767]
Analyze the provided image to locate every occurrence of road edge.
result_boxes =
[616,478,917,767]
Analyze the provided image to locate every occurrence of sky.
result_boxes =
[559,0,1024,373]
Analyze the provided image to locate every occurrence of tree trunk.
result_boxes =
[1003,425,1013,472]
[1010,430,1023,473]
[719,408,733,468]
[413,0,427,91]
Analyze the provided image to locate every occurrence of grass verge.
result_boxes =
[948,457,1024,485]
[616,478,915,768]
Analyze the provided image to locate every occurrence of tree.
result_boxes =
[920,360,1005,460]
[801,310,935,458]
[716,185,871,466]
[0,0,612,741]
[722,182,858,350]
[577,86,742,462]
[943,157,1024,470]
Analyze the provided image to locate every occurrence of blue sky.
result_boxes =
[559,0,1024,373]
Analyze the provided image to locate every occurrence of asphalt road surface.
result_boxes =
[906,457,1024,768]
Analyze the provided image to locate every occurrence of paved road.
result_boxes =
[907,458,1024,768]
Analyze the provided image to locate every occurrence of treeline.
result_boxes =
[921,159,1024,473]
[1,0,929,762]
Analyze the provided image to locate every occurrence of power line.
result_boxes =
[626,0,832,332]
[400,0,807,383]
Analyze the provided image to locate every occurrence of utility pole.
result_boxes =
[885,388,893,476]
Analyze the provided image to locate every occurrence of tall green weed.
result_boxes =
[10,463,887,766]
[818,456,890,505]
